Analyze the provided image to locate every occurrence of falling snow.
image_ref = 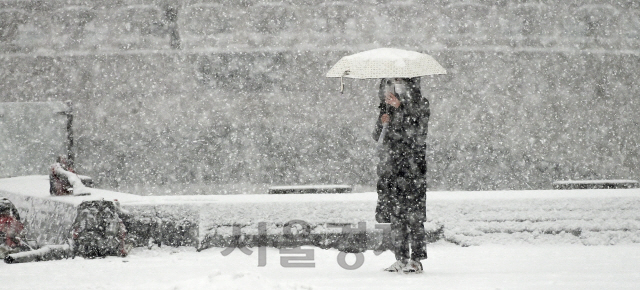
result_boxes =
[1,1,640,289]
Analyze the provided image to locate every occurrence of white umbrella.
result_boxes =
[326,48,447,80]
[326,48,446,150]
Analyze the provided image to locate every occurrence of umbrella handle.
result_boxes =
[340,70,349,94]
[377,123,388,152]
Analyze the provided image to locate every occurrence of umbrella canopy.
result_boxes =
[326,48,447,79]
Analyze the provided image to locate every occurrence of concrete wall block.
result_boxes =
[48,6,97,50]
[559,4,618,39]
[573,4,621,38]
[193,51,310,92]
[0,9,29,52]
[442,2,492,35]
[248,3,298,34]
[5,10,50,53]
[106,5,173,50]
[505,3,555,38]
[620,9,640,39]
[180,3,255,49]
[181,4,243,40]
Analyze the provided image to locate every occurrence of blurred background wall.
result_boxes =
[0,101,69,177]
[1,0,639,192]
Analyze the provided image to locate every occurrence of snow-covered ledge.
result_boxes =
[2,176,640,250]
[0,176,399,251]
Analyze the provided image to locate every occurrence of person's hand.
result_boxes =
[381,114,390,124]
[385,92,401,108]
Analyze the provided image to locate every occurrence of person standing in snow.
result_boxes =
[372,77,430,273]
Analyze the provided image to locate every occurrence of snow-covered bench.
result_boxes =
[552,179,639,190]
[268,185,352,194]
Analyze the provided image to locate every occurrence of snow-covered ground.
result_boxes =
[2,243,640,290]
[2,176,640,289]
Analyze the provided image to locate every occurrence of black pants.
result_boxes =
[390,211,427,261]
[388,146,428,261]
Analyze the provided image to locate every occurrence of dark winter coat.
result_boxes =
[373,78,430,223]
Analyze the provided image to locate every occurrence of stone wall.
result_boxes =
[1,0,639,191]
[2,1,639,52]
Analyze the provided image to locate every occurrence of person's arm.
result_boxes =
[383,93,405,143]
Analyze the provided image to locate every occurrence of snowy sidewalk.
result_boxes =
[2,244,640,290]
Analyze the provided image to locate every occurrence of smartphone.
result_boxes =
[384,79,395,95]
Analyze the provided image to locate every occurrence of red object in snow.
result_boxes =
[0,215,24,248]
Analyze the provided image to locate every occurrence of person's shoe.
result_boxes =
[384,259,407,272]
[402,259,423,274]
